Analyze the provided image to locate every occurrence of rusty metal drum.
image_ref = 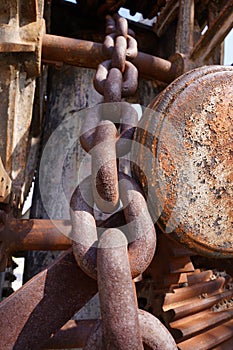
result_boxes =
[132,66,233,258]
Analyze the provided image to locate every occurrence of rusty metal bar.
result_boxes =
[177,318,233,350]
[176,0,194,54]
[186,269,214,285]
[164,277,226,305]
[119,172,156,279]
[42,34,182,83]
[92,120,119,213]
[97,228,143,349]
[0,219,72,252]
[138,309,177,349]
[0,210,125,255]
[163,290,233,323]
[0,250,97,350]
[190,0,233,61]
[171,308,233,340]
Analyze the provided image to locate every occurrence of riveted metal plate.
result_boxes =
[132,66,233,258]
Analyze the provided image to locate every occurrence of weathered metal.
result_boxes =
[173,0,233,71]
[177,319,233,350]
[106,14,116,34]
[71,173,156,280]
[138,309,177,349]
[176,0,194,55]
[0,158,11,203]
[92,120,119,212]
[132,65,233,258]
[0,219,71,253]
[86,14,139,214]
[81,310,178,349]
[103,33,137,60]
[164,289,233,323]
[0,212,128,265]
[0,0,45,208]
[42,34,183,83]
[0,250,97,350]
[171,308,233,341]
[112,36,127,72]
[70,177,98,280]
[69,14,176,348]
[97,228,144,349]
[153,0,179,37]
[44,310,177,350]
[119,173,156,278]
[0,0,45,76]
[46,312,177,350]
[94,59,138,98]
[83,320,103,350]
[137,233,233,349]
[1,2,232,348]
[44,0,233,77]
[80,102,138,157]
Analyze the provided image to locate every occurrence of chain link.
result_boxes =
[70,13,177,349]
[80,103,138,156]
[71,174,156,280]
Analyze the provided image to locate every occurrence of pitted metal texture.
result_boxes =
[132,65,233,258]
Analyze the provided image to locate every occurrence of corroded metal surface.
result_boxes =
[97,228,143,350]
[69,14,175,348]
[177,320,233,350]
[132,66,233,257]
[44,313,178,349]
[42,34,182,83]
[71,174,156,280]
[1,2,232,349]
[92,120,119,212]
[119,173,156,279]
[70,176,98,280]
[0,250,97,350]
[137,234,233,349]
[79,310,178,349]
[0,219,72,267]
[0,0,45,208]
[0,212,126,266]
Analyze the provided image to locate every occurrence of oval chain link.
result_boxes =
[71,174,156,280]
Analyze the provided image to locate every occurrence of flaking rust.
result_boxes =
[132,65,233,258]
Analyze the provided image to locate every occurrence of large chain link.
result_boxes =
[70,14,177,349]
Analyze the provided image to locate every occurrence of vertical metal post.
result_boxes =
[97,228,143,350]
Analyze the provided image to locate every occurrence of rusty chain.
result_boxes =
[70,14,177,349]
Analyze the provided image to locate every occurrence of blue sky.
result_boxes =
[224,29,233,65]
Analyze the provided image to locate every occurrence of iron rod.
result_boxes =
[42,34,182,83]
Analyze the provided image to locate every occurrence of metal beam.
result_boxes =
[42,34,183,83]
[0,250,97,350]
